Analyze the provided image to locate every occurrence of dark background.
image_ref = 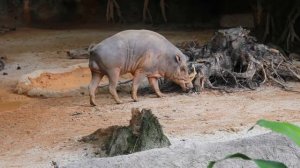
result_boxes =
[0,0,256,26]
[0,0,299,52]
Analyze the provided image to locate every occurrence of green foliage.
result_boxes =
[207,153,287,168]
[208,119,300,168]
[255,160,287,168]
[253,119,300,147]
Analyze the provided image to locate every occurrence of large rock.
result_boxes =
[66,133,300,168]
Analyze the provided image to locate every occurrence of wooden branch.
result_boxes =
[143,0,150,22]
[252,0,263,27]
[287,66,300,80]
[160,0,167,23]
[23,0,31,25]
[262,13,270,42]
[106,0,110,21]
[147,8,153,23]
[112,0,125,23]
[109,0,114,22]
[278,7,300,50]
[67,48,89,59]
[106,0,124,23]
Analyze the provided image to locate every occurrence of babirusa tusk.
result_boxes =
[189,64,197,82]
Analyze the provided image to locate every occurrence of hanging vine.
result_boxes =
[106,0,125,23]
[143,0,167,24]
[251,0,300,52]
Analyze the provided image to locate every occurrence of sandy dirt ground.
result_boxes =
[0,27,300,168]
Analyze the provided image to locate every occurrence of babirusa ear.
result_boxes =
[175,54,181,64]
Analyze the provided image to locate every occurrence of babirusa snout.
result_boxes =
[182,64,195,91]
[186,81,193,90]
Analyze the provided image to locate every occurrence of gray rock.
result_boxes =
[66,133,300,168]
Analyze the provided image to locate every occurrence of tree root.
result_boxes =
[106,0,125,23]
[143,0,151,23]
[176,27,300,93]
[278,7,300,51]
[143,0,167,23]
[160,0,167,23]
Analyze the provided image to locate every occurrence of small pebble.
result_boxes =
[17,66,21,70]
[3,72,7,75]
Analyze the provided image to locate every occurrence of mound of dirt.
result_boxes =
[15,63,91,97]
[29,67,91,91]
[15,63,134,97]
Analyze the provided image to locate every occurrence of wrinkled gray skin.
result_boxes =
[88,30,193,105]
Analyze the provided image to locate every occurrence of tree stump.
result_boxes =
[80,108,171,157]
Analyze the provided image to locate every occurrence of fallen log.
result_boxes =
[0,26,16,34]
[67,47,89,59]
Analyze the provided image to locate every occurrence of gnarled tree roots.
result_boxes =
[174,27,300,92]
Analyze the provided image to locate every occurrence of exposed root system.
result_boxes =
[174,27,300,92]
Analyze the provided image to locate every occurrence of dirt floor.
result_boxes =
[0,27,300,168]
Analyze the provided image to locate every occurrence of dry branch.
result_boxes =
[160,0,167,23]
[278,7,300,51]
[143,0,152,23]
[143,0,167,23]
[174,27,300,92]
[67,47,89,59]
[106,0,124,23]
